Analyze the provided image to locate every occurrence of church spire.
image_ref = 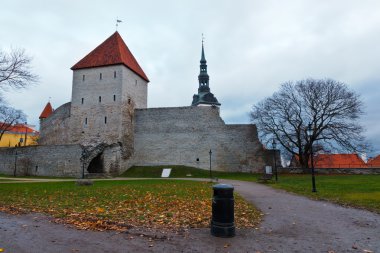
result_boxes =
[198,39,210,93]
[201,38,206,63]
[191,37,221,107]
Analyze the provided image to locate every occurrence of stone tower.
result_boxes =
[191,41,220,106]
[69,32,149,146]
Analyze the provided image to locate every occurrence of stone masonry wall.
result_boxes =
[129,106,268,172]
[39,102,71,145]
[68,65,148,147]
[69,65,123,145]
[0,145,82,177]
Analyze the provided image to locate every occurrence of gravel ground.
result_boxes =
[0,179,379,252]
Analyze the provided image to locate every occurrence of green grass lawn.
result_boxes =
[0,179,261,231]
[271,174,380,213]
[121,166,380,213]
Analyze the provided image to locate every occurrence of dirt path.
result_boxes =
[0,179,379,252]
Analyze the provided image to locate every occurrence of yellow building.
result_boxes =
[0,123,39,147]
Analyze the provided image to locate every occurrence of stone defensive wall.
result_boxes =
[39,102,71,145]
[0,144,82,177]
[130,106,270,172]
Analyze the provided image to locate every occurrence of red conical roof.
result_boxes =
[39,102,53,119]
[71,32,149,82]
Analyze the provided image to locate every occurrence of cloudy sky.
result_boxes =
[1,0,380,155]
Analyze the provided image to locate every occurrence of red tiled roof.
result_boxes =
[291,153,367,168]
[314,154,366,168]
[367,155,380,167]
[71,32,149,82]
[1,123,38,134]
[39,102,53,119]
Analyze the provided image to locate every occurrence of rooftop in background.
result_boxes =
[71,31,149,82]
[291,153,367,168]
[314,154,367,168]
[367,155,380,167]
[1,123,39,135]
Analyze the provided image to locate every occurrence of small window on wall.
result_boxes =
[81,98,84,104]
[114,71,117,78]
[135,80,137,85]
[113,95,116,101]
[82,75,85,81]
[100,73,102,80]
[85,118,87,125]
[99,96,101,103]
[104,116,107,124]
[128,98,131,104]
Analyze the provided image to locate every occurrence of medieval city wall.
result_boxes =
[39,102,71,145]
[0,144,82,177]
[130,106,268,172]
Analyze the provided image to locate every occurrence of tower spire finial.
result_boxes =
[116,18,122,31]
[201,33,206,63]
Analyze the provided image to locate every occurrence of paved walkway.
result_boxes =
[0,179,379,252]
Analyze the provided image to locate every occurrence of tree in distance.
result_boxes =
[0,48,38,91]
[251,78,368,168]
[0,48,37,141]
[0,98,26,141]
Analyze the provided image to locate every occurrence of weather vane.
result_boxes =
[202,33,205,45]
[116,18,122,31]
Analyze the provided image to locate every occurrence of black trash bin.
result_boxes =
[211,184,235,237]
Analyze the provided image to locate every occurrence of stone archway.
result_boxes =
[87,153,104,173]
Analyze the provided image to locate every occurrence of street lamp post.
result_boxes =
[81,149,86,179]
[307,123,317,193]
[272,139,278,181]
[209,149,212,180]
[24,122,28,146]
[14,151,18,177]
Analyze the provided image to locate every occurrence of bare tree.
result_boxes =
[0,48,38,90]
[251,78,367,168]
[0,99,26,141]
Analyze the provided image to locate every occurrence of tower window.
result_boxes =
[82,75,85,81]
[81,98,84,104]
[104,116,107,124]
[100,73,102,80]
[85,118,87,125]
[113,95,116,101]
[114,71,117,78]
[99,96,101,103]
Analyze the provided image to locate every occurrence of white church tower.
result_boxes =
[69,32,149,145]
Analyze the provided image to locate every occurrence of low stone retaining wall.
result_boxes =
[0,145,82,177]
[278,167,380,175]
